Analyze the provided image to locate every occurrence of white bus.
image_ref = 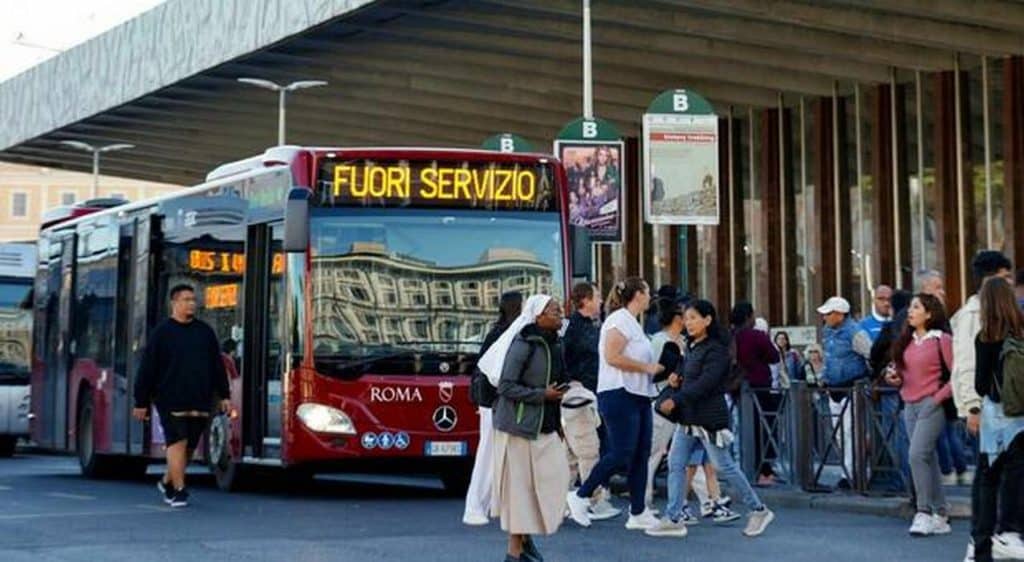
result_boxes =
[0,243,35,456]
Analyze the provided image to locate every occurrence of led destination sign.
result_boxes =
[316,159,557,211]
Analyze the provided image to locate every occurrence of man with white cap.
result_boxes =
[817,296,871,485]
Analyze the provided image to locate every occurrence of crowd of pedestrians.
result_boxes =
[464,279,777,562]
[461,250,1024,562]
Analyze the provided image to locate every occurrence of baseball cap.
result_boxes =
[816,296,851,315]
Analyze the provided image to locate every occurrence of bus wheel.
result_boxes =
[0,436,16,458]
[77,393,117,478]
[440,461,474,496]
[206,413,249,492]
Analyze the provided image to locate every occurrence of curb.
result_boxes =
[756,487,972,520]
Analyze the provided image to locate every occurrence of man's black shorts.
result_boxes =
[159,411,208,451]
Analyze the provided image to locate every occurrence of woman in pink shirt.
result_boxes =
[886,293,953,538]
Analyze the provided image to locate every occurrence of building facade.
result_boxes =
[0,162,181,242]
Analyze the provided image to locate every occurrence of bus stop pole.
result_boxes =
[278,89,287,146]
[582,0,593,120]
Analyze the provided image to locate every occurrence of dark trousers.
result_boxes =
[579,388,653,515]
[972,433,1024,561]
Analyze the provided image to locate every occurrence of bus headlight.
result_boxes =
[296,403,356,435]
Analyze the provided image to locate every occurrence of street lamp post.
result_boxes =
[59,140,135,199]
[237,78,328,145]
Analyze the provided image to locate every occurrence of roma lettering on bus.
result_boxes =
[369,386,424,403]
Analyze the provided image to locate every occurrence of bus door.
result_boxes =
[112,214,155,455]
[241,222,285,458]
[110,220,135,453]
[129,216,156,455]
[46,234,76,449]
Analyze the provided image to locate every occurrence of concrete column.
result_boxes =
[1004,56,1024,267]
[814,97,852,301]
[933,71,976,310]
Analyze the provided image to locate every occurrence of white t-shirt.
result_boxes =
[597,308,656,397]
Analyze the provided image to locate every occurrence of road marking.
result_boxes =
[45,492,96,501]
[0,509,161,521]
[133,504,177,512]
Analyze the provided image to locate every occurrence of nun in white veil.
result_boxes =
[480,295,571,562]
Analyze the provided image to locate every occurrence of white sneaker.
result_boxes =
[941,473,958,486]
[588,498,622,521]
[625,509,661,531]
[742,507,775,537]
[909,512,935,536]
[964,540,975,562]
[993,532,1024,560]
[644,516,689,538]
[565,490,592,528]
[958,471,974,486]
[931,514,952,535]
[461,511,488,526]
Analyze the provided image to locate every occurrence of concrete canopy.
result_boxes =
[1,0,1023,186]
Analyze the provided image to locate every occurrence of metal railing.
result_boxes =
[738,381,920,495]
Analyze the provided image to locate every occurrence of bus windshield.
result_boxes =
[309,208,564,376]
[0,279,32,381]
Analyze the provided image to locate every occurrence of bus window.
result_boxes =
[308,207,563,376]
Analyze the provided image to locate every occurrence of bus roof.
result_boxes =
[42,146,560,236]
[0,243,36,278]
[204,146,556,182]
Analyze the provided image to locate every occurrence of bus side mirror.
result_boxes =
[570,225,592,282]
[284,188,311,252]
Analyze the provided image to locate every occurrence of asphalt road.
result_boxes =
[0,453,968,562]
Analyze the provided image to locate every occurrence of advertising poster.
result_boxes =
[642,113,720,225]
[556,140,625,242]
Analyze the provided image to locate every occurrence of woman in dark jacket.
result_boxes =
[650,300,774,538]
[490,296,570,562]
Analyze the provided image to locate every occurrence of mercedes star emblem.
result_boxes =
[432,405,458,432]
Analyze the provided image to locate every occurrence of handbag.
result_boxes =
[653,385,679,421]
[935,339,959,421]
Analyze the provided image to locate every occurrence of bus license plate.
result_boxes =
[425,441,467,457]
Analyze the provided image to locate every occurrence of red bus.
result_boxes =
[31,146,572,491]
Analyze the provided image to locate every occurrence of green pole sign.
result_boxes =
[645,89,716,115]
[554,116,625,243]
[555,117,622,141]
[643,89,720,226]
[481,133,535,153]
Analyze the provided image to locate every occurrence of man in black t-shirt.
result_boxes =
[133,284,231,507]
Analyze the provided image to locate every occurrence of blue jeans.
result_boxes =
[665,425,764,521]
[936,421,968,475]
[578,388,653,516]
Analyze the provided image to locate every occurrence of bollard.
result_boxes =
[791,382,815,491]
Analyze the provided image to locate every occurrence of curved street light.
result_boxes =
[237,78,328,145]
[59,140,135,199]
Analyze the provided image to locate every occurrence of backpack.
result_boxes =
[997,336,1024,417]
[469,368,497,408]
[469,344,537,409]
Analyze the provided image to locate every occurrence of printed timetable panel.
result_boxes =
[314,158,558,211]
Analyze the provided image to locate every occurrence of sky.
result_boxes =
[0,0,166,82]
